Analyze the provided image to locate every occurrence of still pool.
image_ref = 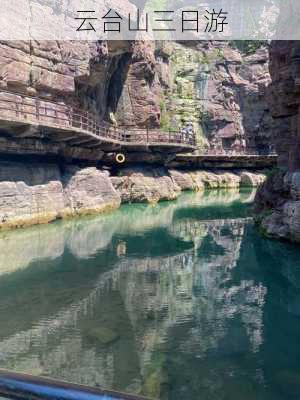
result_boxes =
[0,189,300,399]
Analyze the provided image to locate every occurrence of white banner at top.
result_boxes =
[0,0,299,40]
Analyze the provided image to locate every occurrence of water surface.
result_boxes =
[0,189,300,399]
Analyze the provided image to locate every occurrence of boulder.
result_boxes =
[168,169,195,190]
[240,172,266,187]
[0,162,121,229]
[111,167,181,203]
[189,171,240,189]
[86,327,120,345]
[62,167,121,217]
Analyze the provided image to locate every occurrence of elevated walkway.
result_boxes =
[169,153,277,170]
[0,90,196,154]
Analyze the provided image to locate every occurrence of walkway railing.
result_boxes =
[0,90,196,148]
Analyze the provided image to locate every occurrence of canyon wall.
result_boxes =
[255,41,300,242]
[112,40,273,152]
[155,41,272,152]
[0,39,272,229]
[0,40,272,156]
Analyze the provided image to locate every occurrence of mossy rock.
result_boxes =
[143,370,169,398]
[86,327,120,345]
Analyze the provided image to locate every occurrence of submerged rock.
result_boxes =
[86,327,120,345]
[142,368,170,399]
[275,370,300,397]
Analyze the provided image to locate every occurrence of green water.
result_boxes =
[0,188,300,399]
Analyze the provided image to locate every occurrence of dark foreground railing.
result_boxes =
[0,370,150,400]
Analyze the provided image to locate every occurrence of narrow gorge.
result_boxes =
[0,40,274,229]
[2,33,300,400]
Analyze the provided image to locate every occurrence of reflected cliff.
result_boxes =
[1,188,300,400]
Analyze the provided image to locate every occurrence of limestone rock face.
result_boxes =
[267,41,300,170]
[0,41,92,99]
[0,163,64,227]
[0,161,266,229]
[112,168,265,204]
[190,171,241,189]
[111,167,181,203]
[63,167,121,216]
[156,42,272,152]
[0,40,137,124]
[168,169,195,191]
[0,162,121,229]
[0,39,273,159]
[239,172,266,187]
[111,41,161,129]
[255,41,300,242]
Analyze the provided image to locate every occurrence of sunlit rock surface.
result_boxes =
[0,159,265,228]
[0,162,120,229]
[112,168,265,204]
[111,167,181,203]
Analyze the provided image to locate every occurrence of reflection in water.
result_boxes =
[1,188,300,399]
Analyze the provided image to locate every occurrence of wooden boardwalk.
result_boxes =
[170,153,277,169]
[0,90,196,152]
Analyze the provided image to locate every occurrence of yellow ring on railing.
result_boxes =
[116,153,126,164]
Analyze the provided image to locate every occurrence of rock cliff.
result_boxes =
[155,41,272,152]
[0,39,272,229]
[0,40,272,155]
[255,41,300,242]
